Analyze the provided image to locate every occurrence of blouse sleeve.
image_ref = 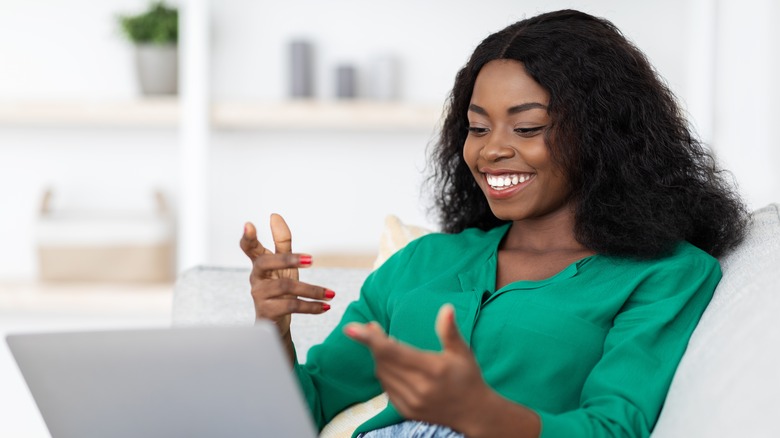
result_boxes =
[536,252,722,438]
[293,238,423,430]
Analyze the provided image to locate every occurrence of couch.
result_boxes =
[172,204,780,437]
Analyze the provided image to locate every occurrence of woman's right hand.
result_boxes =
[240,214,334,354]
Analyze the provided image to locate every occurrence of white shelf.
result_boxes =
[0,281,173,316]
[0,98,179,128]
[0,99,443,131]
[212,101,443,131]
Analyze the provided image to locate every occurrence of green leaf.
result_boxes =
[118,1,178,44]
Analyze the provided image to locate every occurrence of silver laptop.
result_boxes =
[6,323,318,438]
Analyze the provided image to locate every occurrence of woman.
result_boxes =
[240,9,747,438]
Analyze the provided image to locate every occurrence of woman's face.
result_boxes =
[463,59,571,222]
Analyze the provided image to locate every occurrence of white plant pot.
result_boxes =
[135,43,178,95]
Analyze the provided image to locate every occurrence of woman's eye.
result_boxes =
[514,126,546,137]
[467,126,489,136]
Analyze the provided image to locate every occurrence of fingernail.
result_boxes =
[324,289,335,299]
[299,255,312,266]
[344,325,360,338]
[322,303,331,311]
[243,223,248,234]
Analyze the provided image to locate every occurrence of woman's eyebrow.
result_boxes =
[507,102,548,114]
[468,102,548,116]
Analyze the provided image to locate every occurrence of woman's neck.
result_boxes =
[495,206,595,287]
[501,206,590,255]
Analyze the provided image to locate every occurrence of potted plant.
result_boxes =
[118,1,179,95]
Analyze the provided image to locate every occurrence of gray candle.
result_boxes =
[335,64,358,99]
[289,40,314,98]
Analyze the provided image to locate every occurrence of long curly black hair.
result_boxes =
[429,9,749,258]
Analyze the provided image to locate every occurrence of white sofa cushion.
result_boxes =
[652,204,780,437]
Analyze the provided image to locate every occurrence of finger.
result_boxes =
[343,322,386,347]
[257,297,332,318]
[375,355,427,394]
[270,213,293,255]
[240,221,271,260]
[376,368,426,417]
[435,304,470,356]
[345,323,432,369]
[254,278,335,302]
[371,345,437,417]
[252,252,313,274]
[344,322,394,356]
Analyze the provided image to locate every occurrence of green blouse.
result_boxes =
[294,224,721,437]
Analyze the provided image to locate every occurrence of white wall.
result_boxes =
[711,0,780,208]
[1,0,777,280]
[0,0,146,99]
[208,129,436,267]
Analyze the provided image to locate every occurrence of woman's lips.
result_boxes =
[483,172,535,198]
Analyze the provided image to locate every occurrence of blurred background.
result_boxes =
[2,0,779,282]
[0,0,778,435]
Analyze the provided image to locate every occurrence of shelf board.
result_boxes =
[0,281,173,316]
[0,99,443,131]
[0,98,179,128]
[212,101,443,131]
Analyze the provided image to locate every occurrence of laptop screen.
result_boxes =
[6,324,317,438]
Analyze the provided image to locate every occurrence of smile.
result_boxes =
[485,173,534,190]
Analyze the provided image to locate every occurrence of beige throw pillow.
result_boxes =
[319,393,389,438]
[373,215,433,269]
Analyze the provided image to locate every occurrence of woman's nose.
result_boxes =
[480,132,515,162]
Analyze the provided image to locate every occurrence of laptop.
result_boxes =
[6,323,318,438]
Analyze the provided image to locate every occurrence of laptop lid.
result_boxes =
[6,323,318,438]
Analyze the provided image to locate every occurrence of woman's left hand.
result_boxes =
[344,304,493,432]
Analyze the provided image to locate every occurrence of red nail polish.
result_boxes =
[324,289,335,299]
[299,255,312,266]
[344,326,358,337]
[322,303,331,311]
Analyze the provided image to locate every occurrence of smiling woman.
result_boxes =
[241,9,749,438]
[464,60,568,222]
[432,12,750,261]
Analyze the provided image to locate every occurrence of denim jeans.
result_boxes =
[358,420,464,438]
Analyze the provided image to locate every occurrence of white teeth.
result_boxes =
[485,173,532,189]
